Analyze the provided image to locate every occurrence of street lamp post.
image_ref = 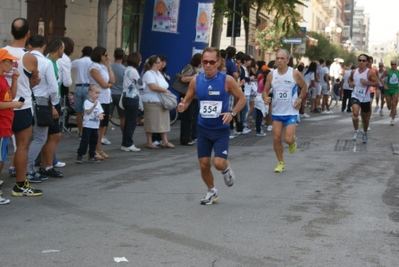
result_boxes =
[325,20,342,43]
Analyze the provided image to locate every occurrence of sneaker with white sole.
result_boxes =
[373,105,379,113]
[222,167,235,187]
[0,181,9,204]
[54,161,66,168]
[380,109,383,116]
[200,189,218,205]
[101,138,111,145]
[274,161,285,173]
[391,119,394,126]
[288,142,297,154]
[26,172,48,183]
[352,130,359,142]
[121,145,141,152]
[242,127,251,134]
[256,131,266,137]
[362,132,368,144]
[302,113,310,118]
[266,125,273,132]
[321,110,331,115]
[12,180,42,197]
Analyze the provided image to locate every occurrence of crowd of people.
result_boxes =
[0,18,397,206]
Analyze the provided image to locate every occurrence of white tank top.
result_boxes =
[3,46,32,110]
[351,68,370,103]
[271,67,299,116]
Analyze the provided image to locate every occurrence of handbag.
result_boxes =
[172,73,189,95]
[34,101,54,127]
[158,92,177,110]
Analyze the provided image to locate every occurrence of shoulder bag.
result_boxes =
[32,94,54,127]
[172,73,189,95]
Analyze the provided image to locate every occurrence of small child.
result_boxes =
[0,49,23,204]
[76,84,104,164]
[331,78,341,108]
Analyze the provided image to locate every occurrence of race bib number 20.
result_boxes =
[200,101,222,118]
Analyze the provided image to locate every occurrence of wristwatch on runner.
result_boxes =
[230,111,237,117]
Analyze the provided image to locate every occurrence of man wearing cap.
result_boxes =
[72,46,93,138]
[3,18,42,197]
[0,48,23,204]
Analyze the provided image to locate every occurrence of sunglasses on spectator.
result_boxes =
[201,60,219,65]
[358,59,367,62]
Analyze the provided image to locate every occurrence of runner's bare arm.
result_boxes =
[366,71,380,88]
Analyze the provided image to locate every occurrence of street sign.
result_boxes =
[282,38,302,45]
[296,42,306,54]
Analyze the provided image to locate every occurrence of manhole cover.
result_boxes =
[335,139,367,152]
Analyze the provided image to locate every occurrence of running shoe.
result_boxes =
[391,119,394,126]
[0,196,10,205]
[352,130,359,142]
[88,157,100,164]
[380,109,383,116]
[222,167,235,187]
[200,189,218,205]
[288,142,297,154]
[26,172,48,183]
[101,138,111,145]
[242,127,251,134]
[362,132,368,144]
[54,161,66,168]
[373,105,379,113]
[266,125,273,132]
[256,131,266,137]
[39,167,63,178]
[274,161,285,173]
[302,113,310,118]
[76,155,83,164]
[11,180,42,197]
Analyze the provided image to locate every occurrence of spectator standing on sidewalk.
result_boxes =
[72,46,92,138]
[110,48,126,134]
[26,35,59,183]
[0,48,23,203]
[38,39,64,179]
[4,18,42,197]
[88,46,115,160]
[76,85,104,164]
[120,52,142,152]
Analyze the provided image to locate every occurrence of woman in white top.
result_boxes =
[142,55,175,149]
[303,62,318,113]
[88,46,115,159]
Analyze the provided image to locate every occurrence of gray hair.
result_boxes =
[277,49,291,60]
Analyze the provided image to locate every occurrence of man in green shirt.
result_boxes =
[379,60,399,125]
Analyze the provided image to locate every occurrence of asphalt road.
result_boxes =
[1,105,399,267]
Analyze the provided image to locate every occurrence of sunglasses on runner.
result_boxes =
[358,59,367,62]
[201,60,219,65]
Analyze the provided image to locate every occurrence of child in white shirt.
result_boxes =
[76,85,104,163]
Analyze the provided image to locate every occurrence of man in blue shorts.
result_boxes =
[263,49,308,173]
[178,47,245,205]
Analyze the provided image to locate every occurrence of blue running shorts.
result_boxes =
[271,115,298,126]
[197,125,230,159]
[0,137,9,164]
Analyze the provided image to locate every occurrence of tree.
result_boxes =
[97,0,113,47]
[211,0,228,48]
[240,0,307,53]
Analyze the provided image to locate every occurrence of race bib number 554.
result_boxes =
[200,100,222,118]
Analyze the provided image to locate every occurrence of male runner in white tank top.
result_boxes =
[3,18,42,197]
[348,54,379,144]
[263,49,308,173]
